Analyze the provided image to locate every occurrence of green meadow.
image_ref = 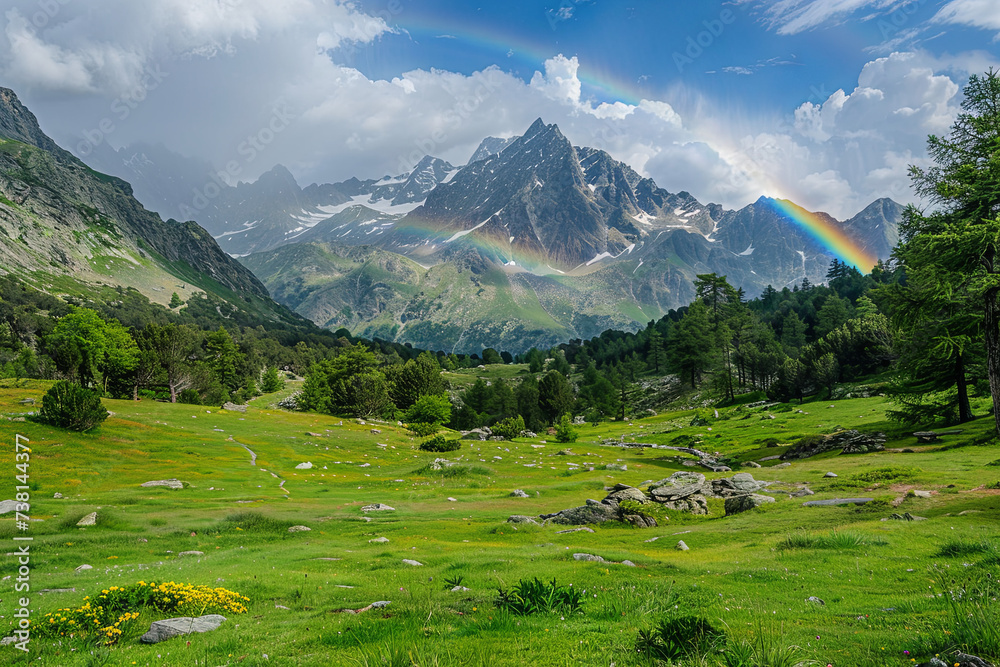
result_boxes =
[1,374,999,666]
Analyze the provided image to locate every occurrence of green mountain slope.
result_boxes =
[0,88,304,327]
[241,241,698,352]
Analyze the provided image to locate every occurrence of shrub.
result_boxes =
[635,615,726,661]
[407,422,440,438]
[405,393,452,425]
[492,415,525,440]
[554,413,577,443]
[419,435,461,452]
[39,380,108,431]
[495,577,583,615]
[261,366,285,393]
[177,388,201,405]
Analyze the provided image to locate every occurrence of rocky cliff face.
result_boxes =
[0,87,278,313]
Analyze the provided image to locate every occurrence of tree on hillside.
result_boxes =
[780,311,808,358]
[901,69,1000,432]
[46,307,107,386]
[539,370,575,424]
[139,323,199,403]
[815,294,851,339]
[667,300,713,388]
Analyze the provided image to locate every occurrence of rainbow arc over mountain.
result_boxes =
[766,199,877,273]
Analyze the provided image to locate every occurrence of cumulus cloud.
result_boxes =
[0,1,991,221]
[708,51,970,216]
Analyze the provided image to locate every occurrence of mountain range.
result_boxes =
[0,88,305,329]
[84,117,903,354]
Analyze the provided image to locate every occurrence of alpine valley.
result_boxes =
[85,118,903,354]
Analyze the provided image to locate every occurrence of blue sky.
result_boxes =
[2,1,998,217]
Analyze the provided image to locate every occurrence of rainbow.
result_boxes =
[766,198,876,273]
[395,20,649,106]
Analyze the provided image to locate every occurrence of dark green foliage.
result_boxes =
[554,413,578,443]
[635,616,726,661]
[418,435,461,452]
[177,388,201,405]
[491,415,525,440]
[538,371,575,424]
[481,347,503,364]
[406,422,440,438]
[39,380,108,431]
[260,366,284,393]
[404,393,452,425]
[169,292,183,308]
[386,353,445,410]
[667,300,714,388]
[494,578,583,615]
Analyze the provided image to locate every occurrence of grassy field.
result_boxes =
[1,376,999,666]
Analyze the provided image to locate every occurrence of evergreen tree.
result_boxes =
[780,311,808,358]
[515,376,544,432]
[815,294,851,339]
[894,70,1000,431]
[538,370,575,424]
[667,300,713,388]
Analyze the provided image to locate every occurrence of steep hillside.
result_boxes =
[0,88,303,326]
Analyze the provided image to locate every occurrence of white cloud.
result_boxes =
[743,0,909,34]
[529,54,583,106]
[1,0,992,223]
[0,0,392,95]
[933,0,1000,37]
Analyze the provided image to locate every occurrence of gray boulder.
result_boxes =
[676,540,690,551]
[506,515,540,525]
[141,479,184,489]
[572,553,606,562]
[709,473,770,498]
[178,551,204,557]
[657,494,710,515]
[0,500,23,515]
[402,559,423,566]
[541,501,619,525]
[461,429,490,441]
[222,402,247,413]
[140,615,226,643]
[603,484,648,505]
[724,494,775,516]
[369,536,390,543]
[510,489,529,498]
[288,525,311,532]
[361,503,395,512]
[648,472,706,500]
[76,512,97,526]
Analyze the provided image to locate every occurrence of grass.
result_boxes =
[1,379,999,665]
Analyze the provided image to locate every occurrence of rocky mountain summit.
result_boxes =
[81,115,904,352]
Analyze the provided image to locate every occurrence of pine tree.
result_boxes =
[895,69,1000,430]
[667,300,713,388]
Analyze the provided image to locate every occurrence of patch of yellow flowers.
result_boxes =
[41,581,249,645]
